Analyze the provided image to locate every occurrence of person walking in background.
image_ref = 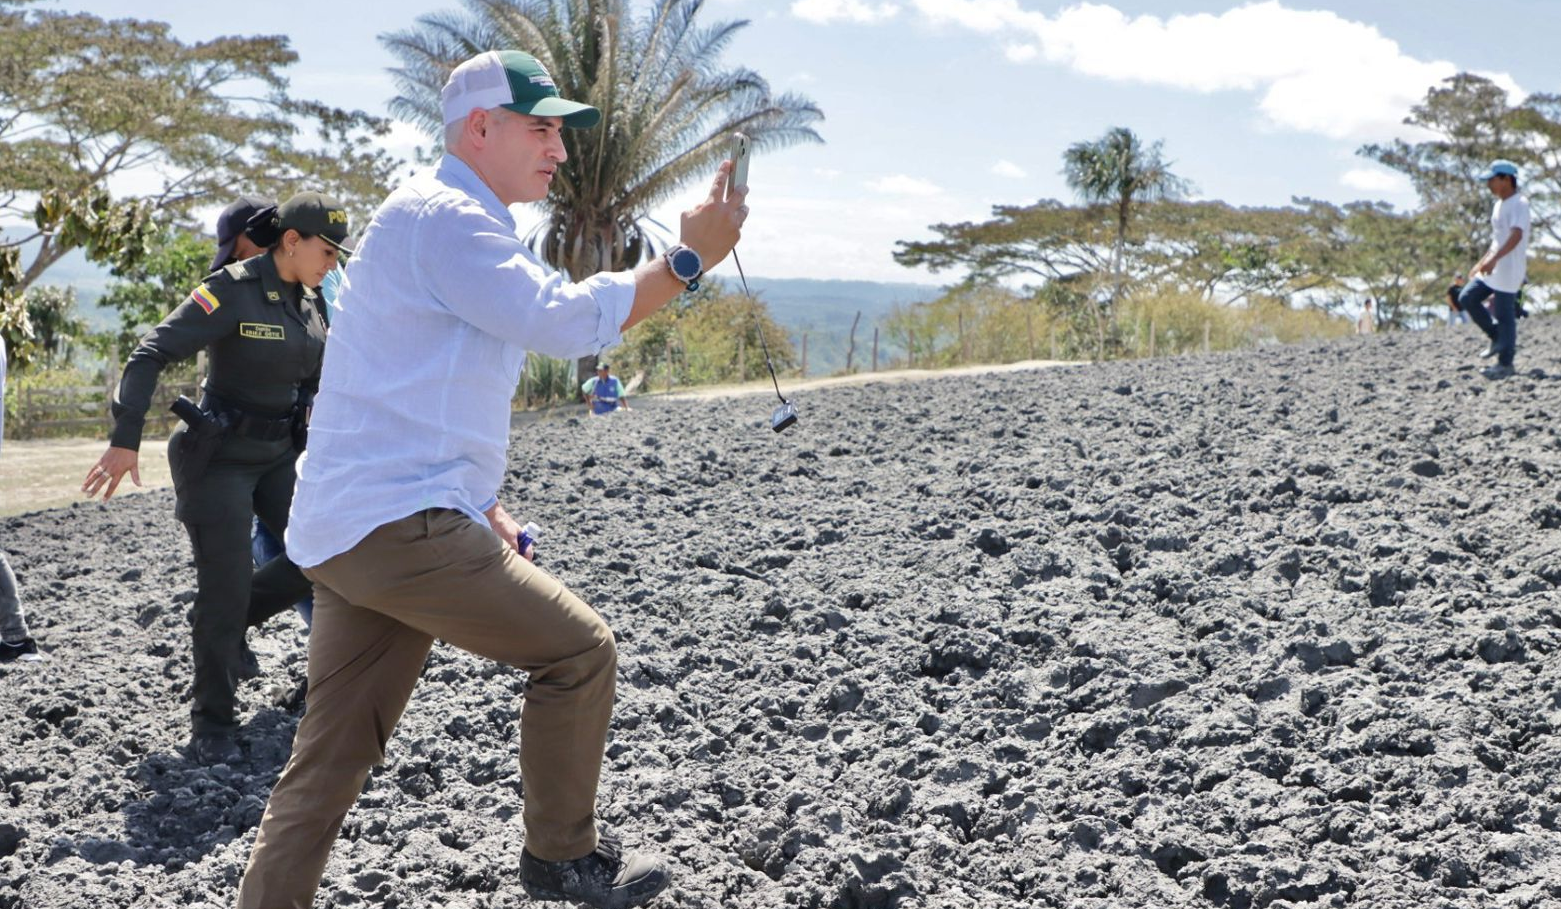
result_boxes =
[1446,273,1469,325]
[1457,159,1529,380]
[233,49,747,909]
[582,361,630,415]
[81,192,348,764]
[1356,298,1376,334]
[0,338,46,665]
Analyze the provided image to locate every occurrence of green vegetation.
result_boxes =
[0,0,401,339]
[593,279,796,390]
[892,74,1561,365]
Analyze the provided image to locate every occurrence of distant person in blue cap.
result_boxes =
[1456,159,1529,379]
[581,361,630,415]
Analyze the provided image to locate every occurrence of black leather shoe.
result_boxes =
[1481,363,1514,380]
[0,638,44,663]
[1479,342,1498,359]
[520,833,670,909]
[187,731,242,765]
[238,641,261,680]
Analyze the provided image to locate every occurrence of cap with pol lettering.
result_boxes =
[273,191,353,256]
[441,50,600,129]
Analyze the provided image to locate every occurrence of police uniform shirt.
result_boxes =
[110,253,328,450]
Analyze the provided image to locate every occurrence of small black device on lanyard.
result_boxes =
[726,132,797,433]
[730,248,796,433]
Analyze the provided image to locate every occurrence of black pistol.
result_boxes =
[171,395,229,482]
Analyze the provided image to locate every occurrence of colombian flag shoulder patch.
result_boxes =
[191,284,221,314]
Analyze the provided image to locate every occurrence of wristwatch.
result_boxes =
[664,244,703,292]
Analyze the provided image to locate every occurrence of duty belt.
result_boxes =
[201,394,296,442]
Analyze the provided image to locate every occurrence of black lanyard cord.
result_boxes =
[730,248,789,405]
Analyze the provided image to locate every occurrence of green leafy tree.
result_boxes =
[382,0,824,378]
[1062,127,1189,353]
[96,229,214,361]
[0,1,402,310]
[1359,74,1532,264]
[21,285,87,368]
[615,278,794,386]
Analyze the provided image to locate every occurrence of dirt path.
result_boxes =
[1,436,174,517]
[1,360,1078,517]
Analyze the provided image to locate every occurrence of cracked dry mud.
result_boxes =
[3,319,1560,908]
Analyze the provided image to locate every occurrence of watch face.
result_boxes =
[670,247,702,281]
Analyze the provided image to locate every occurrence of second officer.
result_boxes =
[83,192,349,764]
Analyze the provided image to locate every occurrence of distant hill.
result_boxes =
[6,242,120,332]
[737,277,944,375]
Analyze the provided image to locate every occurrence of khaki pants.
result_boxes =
[236,509,616,909]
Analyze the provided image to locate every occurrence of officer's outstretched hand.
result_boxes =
[680,160,749,272]
[83,446,140,500]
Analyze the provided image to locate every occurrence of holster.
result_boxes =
[171,395,230,485]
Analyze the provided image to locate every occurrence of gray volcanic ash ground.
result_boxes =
[3,320,1561,909]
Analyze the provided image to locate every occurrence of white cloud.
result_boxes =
[1004,43,1038,63]
[991,160,1027,179]
[813,167,844,178]
[878,1,1523,142]
[791,0,899,24]
[1340,167,1411,195]
[867,174,944,195]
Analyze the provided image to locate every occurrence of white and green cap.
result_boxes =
[441,50,600,129]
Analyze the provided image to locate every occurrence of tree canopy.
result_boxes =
[897,74,1561,339]
[0,1,404,318]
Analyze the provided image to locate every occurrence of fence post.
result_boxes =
[872,327,879,372]
[1025,309,1036,360]
[737,334,746,382]
[846,310,861,373]
[1148,315,1157,358]
[665,340,674,392]
[1202,320,1211,354]
[1050,325,1058,360]
[800,332,808,378]
[105,358,119,435]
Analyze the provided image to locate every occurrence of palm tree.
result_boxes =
[382,0,824,377]
[1063,127,1188,356]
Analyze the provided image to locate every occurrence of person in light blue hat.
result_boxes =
[1455,159,1529,379]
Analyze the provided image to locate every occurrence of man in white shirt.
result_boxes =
[1456,159,1529,379]
[236,50,747,909]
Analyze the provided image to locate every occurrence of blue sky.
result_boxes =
[57,1,1561,284]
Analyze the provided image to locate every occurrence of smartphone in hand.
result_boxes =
[727,132,750,200]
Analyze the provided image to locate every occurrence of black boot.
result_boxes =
[187,730,242,765]
[520,832,670,909]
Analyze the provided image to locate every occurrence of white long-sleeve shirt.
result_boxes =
[286,155,634,568]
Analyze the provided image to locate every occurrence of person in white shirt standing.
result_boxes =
[1457,159,1529,380]
[235,50,747,909]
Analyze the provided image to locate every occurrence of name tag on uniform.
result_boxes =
[239,322,286,341]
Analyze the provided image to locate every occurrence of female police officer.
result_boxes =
[82,191,349,764]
